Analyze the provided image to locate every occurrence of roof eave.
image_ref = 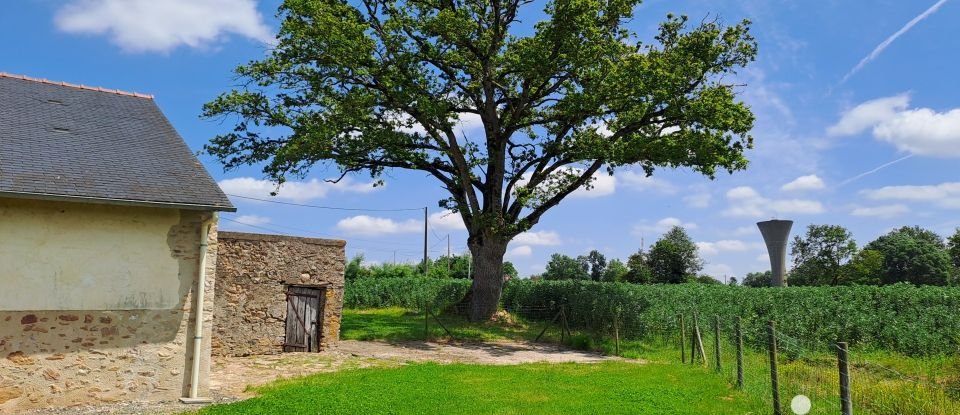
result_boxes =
[0,191,237,212]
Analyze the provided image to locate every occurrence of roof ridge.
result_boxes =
[0,72,154,99]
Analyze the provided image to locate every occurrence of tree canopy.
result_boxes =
[741,271,771,287]
[543,253,589,280]
[789,224,857,286]
[865,226,953,286]
[203,0,757,320]
[647,226,702,283]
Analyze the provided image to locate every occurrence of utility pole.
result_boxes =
[423,207,429,275]
[447,234,451,273]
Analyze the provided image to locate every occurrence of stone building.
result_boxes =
[213,232,346,357]
[0,73,234,411]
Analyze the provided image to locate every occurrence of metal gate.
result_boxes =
[283,285,325,352]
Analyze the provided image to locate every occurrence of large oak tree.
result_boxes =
[203,0,758,321]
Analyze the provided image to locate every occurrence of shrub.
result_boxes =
[504,280,960,356]
[501,280,651,335]
[345,278,471,310]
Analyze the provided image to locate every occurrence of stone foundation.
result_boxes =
[213,232,345,357]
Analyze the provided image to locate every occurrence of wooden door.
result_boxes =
[283,286,325,352]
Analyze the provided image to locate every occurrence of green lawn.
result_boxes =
[198,361,757,415]
[340,307,539,342]
[197,308,960,415]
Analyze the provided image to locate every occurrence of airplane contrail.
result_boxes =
[838,0,949,85]
[835,154,914,188]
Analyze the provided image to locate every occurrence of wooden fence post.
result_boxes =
[837,341,853,415]
[735,316,744,390]
[424,304,430,340]
[690,315,697,365]
[768,320,782,415]
[534,311,562,343]
[679,314,686,364]
[613,312,621,356]
[693,312,707,366]
[713,316,722,373]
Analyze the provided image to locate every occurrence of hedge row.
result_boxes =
[344,277,471,310]
[346,278,960,355]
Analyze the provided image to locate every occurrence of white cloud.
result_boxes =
[391,111,483,136]
[506,245,533,258]
[516,168,616,199]
[618,171,676,194]
[54,0,273,53]
[733,226,756,236]
[633,217,698,236]
[513,231,562,246]
[850,204,910,219]
[233,215,270,226]
[335,216,421,236]
[827,95,909,136]
[861,182,960,209]
[429,210,465,231]
[727,186,762,200]
[723,186,824,218]
[219,177,378,203]
[781,175,825,191]
[696,240,754,256]
[683,193,712,208]
[572,171,616,198]
[828,94,960,157]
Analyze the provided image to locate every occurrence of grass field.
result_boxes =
[198,308,960,415]
[198,361,757,415]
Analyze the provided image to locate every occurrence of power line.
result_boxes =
[220,217,425,256]
[226,193,423,212]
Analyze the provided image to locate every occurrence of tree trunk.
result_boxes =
[468,236,508,322]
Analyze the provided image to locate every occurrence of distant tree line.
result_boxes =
[744,224,960,287]
[533,226,721,285]
[345,254,518,282]
[532,223,960,288]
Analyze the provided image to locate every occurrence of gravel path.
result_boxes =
[21,339,620,415]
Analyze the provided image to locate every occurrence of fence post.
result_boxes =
[693,312,707,366]
[679,314,686,363]
[614,312,621,356]
[735,316,744,390]
[837,341,853,415]
[767,320,782,415]
[690,315,697,365]
[713,315,721,373]
[424,304,430,340]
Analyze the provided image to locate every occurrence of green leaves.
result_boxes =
[647,226,703,283]
[865,226,954,286]
[502,280,960,356]
[203,0,758,234]
[789,224,858,286]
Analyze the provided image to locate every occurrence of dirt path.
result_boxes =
[24,339,620,415]
[212,339,618,398]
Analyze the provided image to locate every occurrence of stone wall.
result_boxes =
[213,232,345,357]
[0,201,218,413]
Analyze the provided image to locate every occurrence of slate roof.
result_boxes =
[0,73,235,211]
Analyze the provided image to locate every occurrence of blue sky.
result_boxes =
[3,0,959,279]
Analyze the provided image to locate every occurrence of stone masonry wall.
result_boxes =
[213,232,345,356]
[0,207,218,413]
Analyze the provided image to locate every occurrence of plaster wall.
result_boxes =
[0,198,183,310]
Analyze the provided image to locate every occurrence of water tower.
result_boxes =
[757,219,793,287]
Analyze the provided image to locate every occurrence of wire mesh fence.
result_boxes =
[483,301,959,415]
